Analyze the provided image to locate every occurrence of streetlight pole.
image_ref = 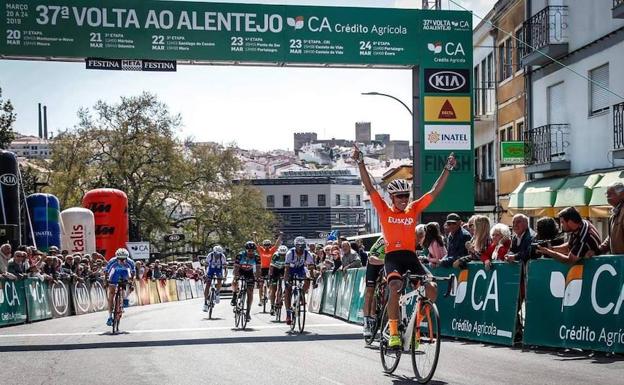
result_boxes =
[361,92,413,117]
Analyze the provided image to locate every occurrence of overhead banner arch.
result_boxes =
[1,0,474,213]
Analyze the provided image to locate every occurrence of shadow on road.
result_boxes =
[0,333,362,352]
[387,374,447,385]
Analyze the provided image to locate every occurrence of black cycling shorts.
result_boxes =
[365,263,385,288]
[260,268,270,280]
[237,268,256,286]
[271,267,284,284]
[384,250,428,282]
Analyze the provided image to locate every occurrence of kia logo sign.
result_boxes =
[164,233,185,242]
[424,69,470,94]
[51,281,69,315]
[90,281,107,311]
[0,173,17,186]
[74,282,91,313]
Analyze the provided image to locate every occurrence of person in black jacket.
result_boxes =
[505,214,535,263]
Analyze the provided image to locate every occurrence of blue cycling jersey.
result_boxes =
[105,257,136,284]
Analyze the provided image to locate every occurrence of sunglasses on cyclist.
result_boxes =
[393,193,410,199]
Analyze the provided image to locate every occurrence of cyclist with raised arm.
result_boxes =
[254,231,283,308]
[231,241,260,322]
[269,245,288,316]
[353,145,455,349]
[203,244,228,312]
[284,236,315,326]
[363,235,386,338]
[104,248,136,326]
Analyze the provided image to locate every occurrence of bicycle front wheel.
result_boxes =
[379,304,401,374]
[290,290,298,332]
[411,300,441,384]
[208,290,215,320]
[239,290,248,329]
[297,290,306,333]
[112,289,122,334]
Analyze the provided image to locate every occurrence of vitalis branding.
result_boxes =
[425,69,470,94]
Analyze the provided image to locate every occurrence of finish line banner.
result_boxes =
[1,0,471,66]
[430,263,521,346]
[524,257,624,353]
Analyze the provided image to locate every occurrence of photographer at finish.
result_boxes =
[537,207,602,265]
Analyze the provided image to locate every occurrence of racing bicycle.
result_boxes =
[289,277,307,333]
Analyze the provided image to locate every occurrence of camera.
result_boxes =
[529,240,551,259]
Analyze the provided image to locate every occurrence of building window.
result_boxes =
[345,195,351,207]
[318,194,326,207]
[335,194,341,206]
[356,194,361,206]
[266,195,274,208]
[589,63,609,116]
[283,195,291,207]
[498,39,512,81]
[300,194,308,207]
[515,28,523,72]
[487,142,494,179]
[548,82,565,124]
[516,121,524,143]
[474,65,481,115]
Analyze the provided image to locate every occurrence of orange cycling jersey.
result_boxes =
[370,190,433,253]
[258,245,277,268]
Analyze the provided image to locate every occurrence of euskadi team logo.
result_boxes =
[453,270,469,306]
[287,16,304,30]
[549,265,584,310]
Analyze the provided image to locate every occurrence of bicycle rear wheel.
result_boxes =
[379,304,401,374]
[275,285,283,322]
[234,291,241,328]
[297,289,306,333]
[262,286,268,313]
[112,288,122,334]
[411,300,441,384]
[208,289,215,320]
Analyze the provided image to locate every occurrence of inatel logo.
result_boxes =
[427,131,441,144]
[0,173,17,186]
[550,265,584,310]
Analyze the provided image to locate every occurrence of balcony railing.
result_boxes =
[521,6,569,65]
[614,102,624,150]
[524,124,569,165]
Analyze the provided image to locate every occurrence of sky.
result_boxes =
[0,0,494,151]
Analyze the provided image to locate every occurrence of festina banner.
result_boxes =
[86,58,176,71]
[524,257,624,353]
[429,263,521,346]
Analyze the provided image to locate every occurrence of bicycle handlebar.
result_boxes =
[400,270,456,298]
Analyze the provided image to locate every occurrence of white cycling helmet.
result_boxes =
[387,179,411,195]
[115,248,129,259]
[213,245,224,254]
[278,245,288,255]
[294,236,306,250]
[262,239,272,247]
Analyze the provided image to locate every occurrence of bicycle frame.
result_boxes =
[397,286,426,352]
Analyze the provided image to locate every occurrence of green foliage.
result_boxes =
[0,87,17,149]
[47,92,276,254]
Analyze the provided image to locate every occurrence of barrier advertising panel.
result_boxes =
[321,271,338,315]
[430,263,521,346]
[176,279,187,300]
[156,279,170,303]
[0,279,27,326]
[524,257,624,353]
[148,280,161,304]
[48,279,71,318]
[89,280,108,312]
[348,268,366,324]
[25,278,52,321]
[335,269,356,321]
[71,281,93,315]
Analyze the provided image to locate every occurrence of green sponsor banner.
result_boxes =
[25,278,52,321]
[348,267,367,324]
[501,141,526,165]
[0,279,28,326]
[321,271,338,315]
[524,257,624,353]
[309,279,324,314]
[1,1,471,66]
[430,262,520,345]
[335,269,356,320]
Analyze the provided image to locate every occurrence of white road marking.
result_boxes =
[0,323,359,339]
[321,376,346,385]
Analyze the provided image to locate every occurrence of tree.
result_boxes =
[0,87,17,149]
[47,92,276,253]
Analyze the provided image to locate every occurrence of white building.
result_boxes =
[9,135,51,159]
[473,8,497,221]
[513,0,624,235]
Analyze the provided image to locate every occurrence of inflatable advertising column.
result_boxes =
[60,207,96,255]
[0,150,21,245]
[82,189,128,260]
[26,193,61,252]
